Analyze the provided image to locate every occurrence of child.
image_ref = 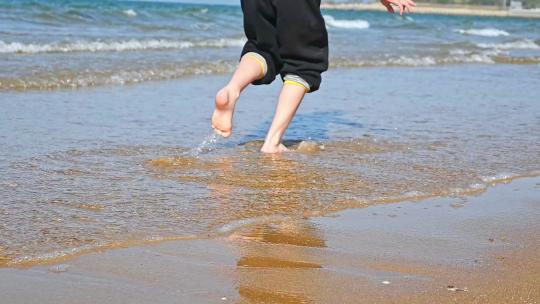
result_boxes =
[211,0,415,154]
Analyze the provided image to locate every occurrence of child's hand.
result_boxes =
[380,0,416,15]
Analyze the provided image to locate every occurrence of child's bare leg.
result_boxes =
[212,54,264,137]
[261,82,307,154]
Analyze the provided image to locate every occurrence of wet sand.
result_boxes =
[1,176,538,303]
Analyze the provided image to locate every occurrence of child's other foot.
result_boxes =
[212,86,240,138]
[260,143,288,154]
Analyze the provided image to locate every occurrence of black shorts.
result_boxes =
[240,0,329,92]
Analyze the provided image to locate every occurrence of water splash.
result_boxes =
[192,132,219,157]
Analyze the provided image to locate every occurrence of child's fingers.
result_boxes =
[388,0,404,15]
[380,0,394,13]
[385,0,415,15]
[407,0,416,10]
[397,0,416,15]
[405,3,413,14]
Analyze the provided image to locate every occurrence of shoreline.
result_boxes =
[1,171,538,269]
[322,2,540,18]
[1,64,540,271]
[1,176,539,303]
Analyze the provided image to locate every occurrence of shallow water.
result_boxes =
[1,65,539,266]
[1,0,540,90]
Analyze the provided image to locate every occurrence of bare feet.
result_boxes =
[211,86,240,138]
[260,143,289,154]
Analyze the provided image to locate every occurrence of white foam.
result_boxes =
[0,60,238,91]
[386,53,496,66]
[390,52,496,66]
[445,52,496,64]
[390,56,437,66]
[480,173,516,184]
[332,52,499,68]
[0,38,246,54]
[324,15,369,30]
[454,28,510,37]
[448,183,487,195]
[476,39,540,50]
[197,38,246,48]
[122,9,137,17]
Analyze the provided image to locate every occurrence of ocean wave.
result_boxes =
[476,39,540,50]
[4,51,540,91]
[0,38,246,54]
[454,28,510,37]
[0,61,237,91]
[122,9,137,17]
[331,51,499,68]
[323,15,369,30]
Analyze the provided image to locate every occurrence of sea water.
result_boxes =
[0,0,539,266]
[1,0,539,91]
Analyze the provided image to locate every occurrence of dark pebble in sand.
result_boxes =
[447,285,468,292]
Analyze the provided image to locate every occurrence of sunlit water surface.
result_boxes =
[1,65,539,266]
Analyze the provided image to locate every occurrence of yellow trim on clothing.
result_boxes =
[284,80,309,92]
[245,54,266,80]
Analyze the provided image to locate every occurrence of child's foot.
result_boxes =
[260,143,288,154]
[212,86,240,138]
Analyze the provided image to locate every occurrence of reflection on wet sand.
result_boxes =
[208,162,328,304]
[231,221,325,304]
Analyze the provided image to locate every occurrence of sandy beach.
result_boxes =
[1,1,540,302]
[1,65,540,302]
[1,175,538,303]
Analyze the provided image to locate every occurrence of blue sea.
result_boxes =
[0,0,539,90]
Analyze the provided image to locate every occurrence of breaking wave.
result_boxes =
[476,39,540,50]
[455,28,510,37]
[0,38,246,54]
[324,15,370,30]
[0,61,237,91]
[4,50,540,91]
[122,9,137,17]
